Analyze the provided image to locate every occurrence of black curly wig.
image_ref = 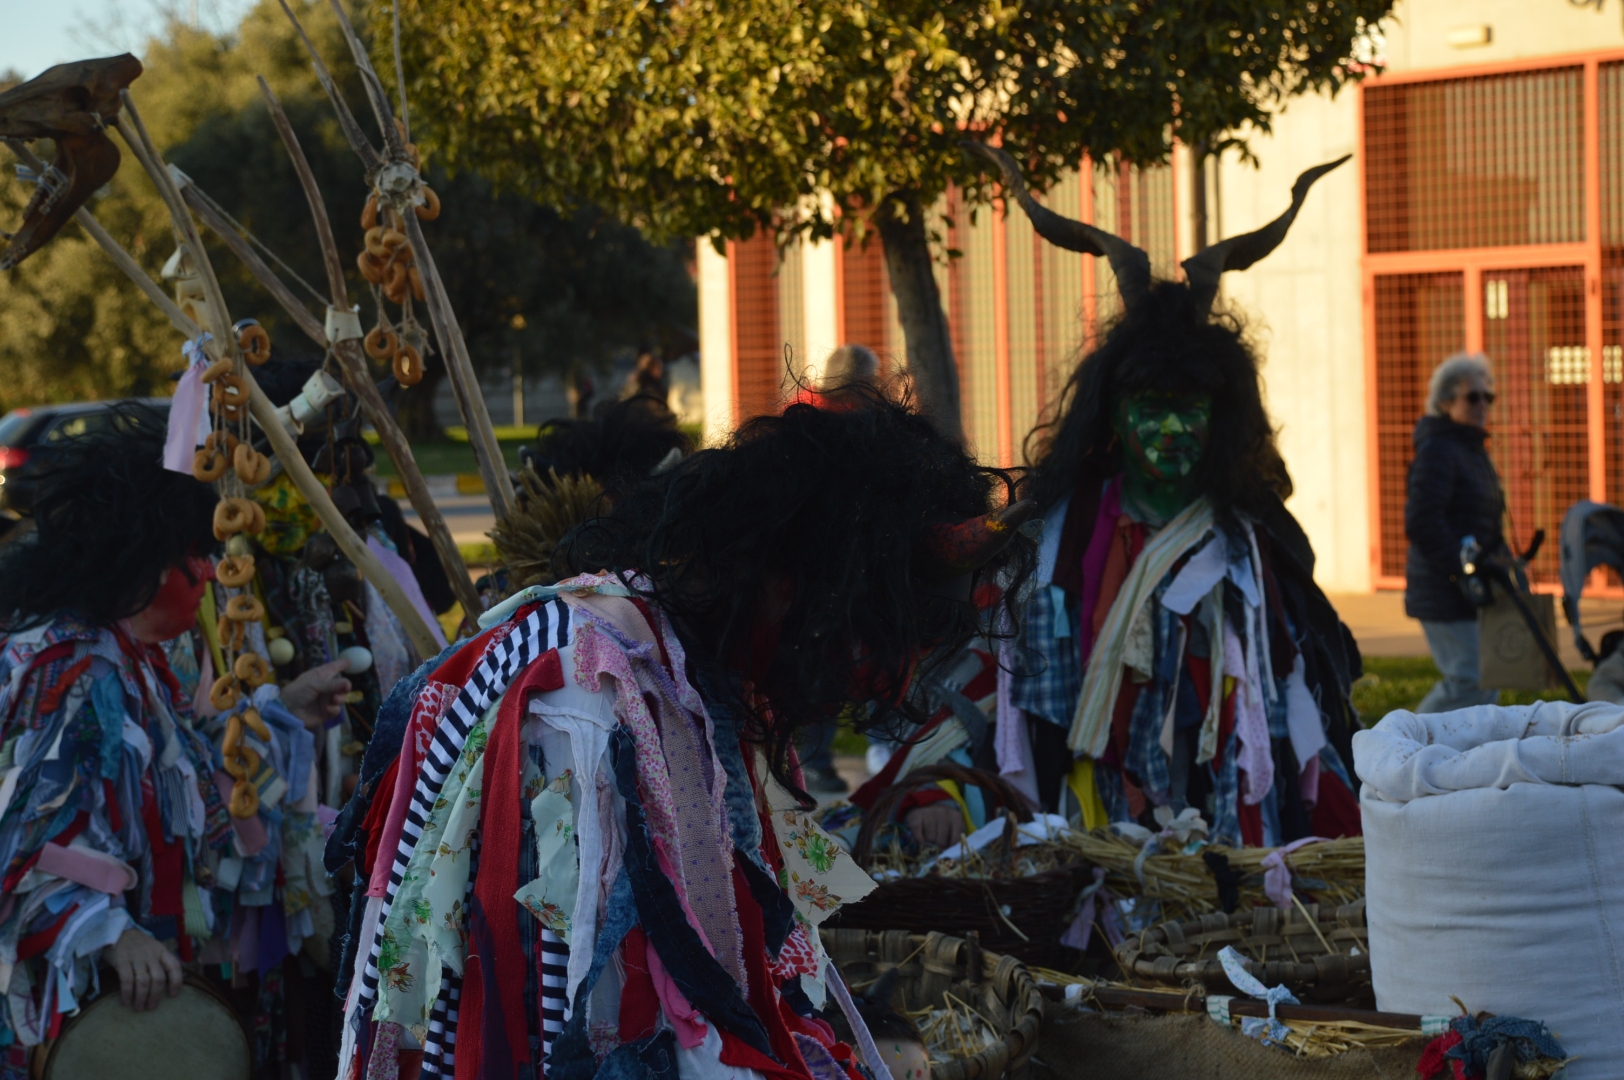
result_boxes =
[1025,281,1292,528]
[0,402,219,630]
[562,392,1033,794]
[526,394,692,498]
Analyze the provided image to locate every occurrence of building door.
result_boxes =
[1479,267,1592,582]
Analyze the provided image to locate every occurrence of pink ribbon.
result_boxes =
[162,334,213,474]
[33,841,137,894]
[1263,836,1326,909]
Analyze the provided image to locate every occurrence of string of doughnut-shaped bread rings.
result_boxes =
[217,612,245,651]
[393,345,423,387]
[193,446,229,482]
[229,780,259,818]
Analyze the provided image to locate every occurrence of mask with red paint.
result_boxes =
[129,555,214,643]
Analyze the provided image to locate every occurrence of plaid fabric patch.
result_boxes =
[1009,586,1081,729]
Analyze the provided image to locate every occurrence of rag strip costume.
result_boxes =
[971,145,1365,847]
[327,574,883,1080]
[0,613,329,1059]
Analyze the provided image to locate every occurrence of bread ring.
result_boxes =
[217,553,256,588]
[409,266,425,302]
[234,652,272,688]
[393,345,423,387]
[209,674,240,711]
[233,444,271,485]
[365,226,390,259]
[384,259,409,294]
[212,373,248,405]
[384,280,408,306]
[205,430,239,455]
[229,779,259,818]
[193,447,229,482]
[357,249,387,284]
[222,714,244,755]
[364,326,399,361]
[380,228,408,252]
[361,192,379,231]
[226,594,264,623]
[215,500,253,535]
[242,706,270,741]
[243,499,266,535]
[201,357,235,384]
[217,612,245,651]
[415,186,441,221]
[238,324,271,366]
[222,742,259,780]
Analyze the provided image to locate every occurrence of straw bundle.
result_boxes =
[1055,830,1365,922]
[489,467,605,589]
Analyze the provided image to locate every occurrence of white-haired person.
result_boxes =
[1405,352,1506,712]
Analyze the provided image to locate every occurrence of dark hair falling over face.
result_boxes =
[561,389,1035,798]
[0,402,220,631]
[1024,282,1293,530]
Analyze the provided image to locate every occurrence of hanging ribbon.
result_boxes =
[163,333,214,474]
[1261,836,1326,910]
[1217,945,1299,1045]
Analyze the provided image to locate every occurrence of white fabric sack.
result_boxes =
[1354,701,1624,1079]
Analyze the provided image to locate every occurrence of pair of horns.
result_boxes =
[917,499,1038,579]
[964,142,1350,315]
[0,54,144,270]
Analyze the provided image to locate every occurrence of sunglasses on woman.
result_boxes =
[1459,390,1496,406]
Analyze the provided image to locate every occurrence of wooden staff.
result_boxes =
[109,94,444,658]
[272,0,516,519]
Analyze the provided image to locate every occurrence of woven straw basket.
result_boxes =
[1114,899,1371,1005]
[821,929,1045,1080]
[828,765,1091,966]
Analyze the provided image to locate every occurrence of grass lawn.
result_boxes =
[370,439,529,478]
[1353,655,1589,721]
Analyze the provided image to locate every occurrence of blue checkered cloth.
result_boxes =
[1010,585,1082,729]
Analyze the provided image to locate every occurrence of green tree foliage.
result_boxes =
[0,1,695,438]
[386,0,1389,439]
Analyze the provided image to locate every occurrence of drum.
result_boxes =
[33,973,250,1080]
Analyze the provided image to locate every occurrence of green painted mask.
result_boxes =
[1115,392,1212,483]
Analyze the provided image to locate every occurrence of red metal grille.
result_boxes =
[730,234,784,421]
[1601,63,1624,508]
[1364,67,1585,253]
[1482,266,1589,584]
[1373,272,1465,579]
[842,236,891,370]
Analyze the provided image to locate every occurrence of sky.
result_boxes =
[0,0,256,81]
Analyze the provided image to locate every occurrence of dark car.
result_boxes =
[0,398,171,515]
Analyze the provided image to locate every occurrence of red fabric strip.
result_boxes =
[17,906,76,961]
[37,656,93,717]
[616,926,661,1043]
[459,647,565,1078]
[141,777,184,917]
[360,755,401,880]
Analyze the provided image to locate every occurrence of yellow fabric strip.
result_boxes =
[1067,758,1110,831]
[933,778,975,829]
[199,584,225,684]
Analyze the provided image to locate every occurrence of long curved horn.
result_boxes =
[1181,154,1351,314]
[963,141,1151,309]
[918,499,1038,579]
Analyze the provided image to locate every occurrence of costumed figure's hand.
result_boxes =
[903,803,966,849]
[109,928,183,1011]
[281,658,353,730]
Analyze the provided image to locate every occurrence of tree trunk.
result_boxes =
[877,196,964,445]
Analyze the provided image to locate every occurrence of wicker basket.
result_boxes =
[829,765,1091,966]
[821,929,1044,1080]
[1114,899,1371,1006]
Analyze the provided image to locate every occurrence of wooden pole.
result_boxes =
[109,95,444,657]
[253,77,484,621]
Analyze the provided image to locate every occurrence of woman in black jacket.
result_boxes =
[1405,352,1505,712]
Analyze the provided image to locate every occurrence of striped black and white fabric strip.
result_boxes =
[421,972,460,1078]
[357,599,573,1014]
[539,928,571,1069]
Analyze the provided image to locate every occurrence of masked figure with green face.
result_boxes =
[970,145,1365,850]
